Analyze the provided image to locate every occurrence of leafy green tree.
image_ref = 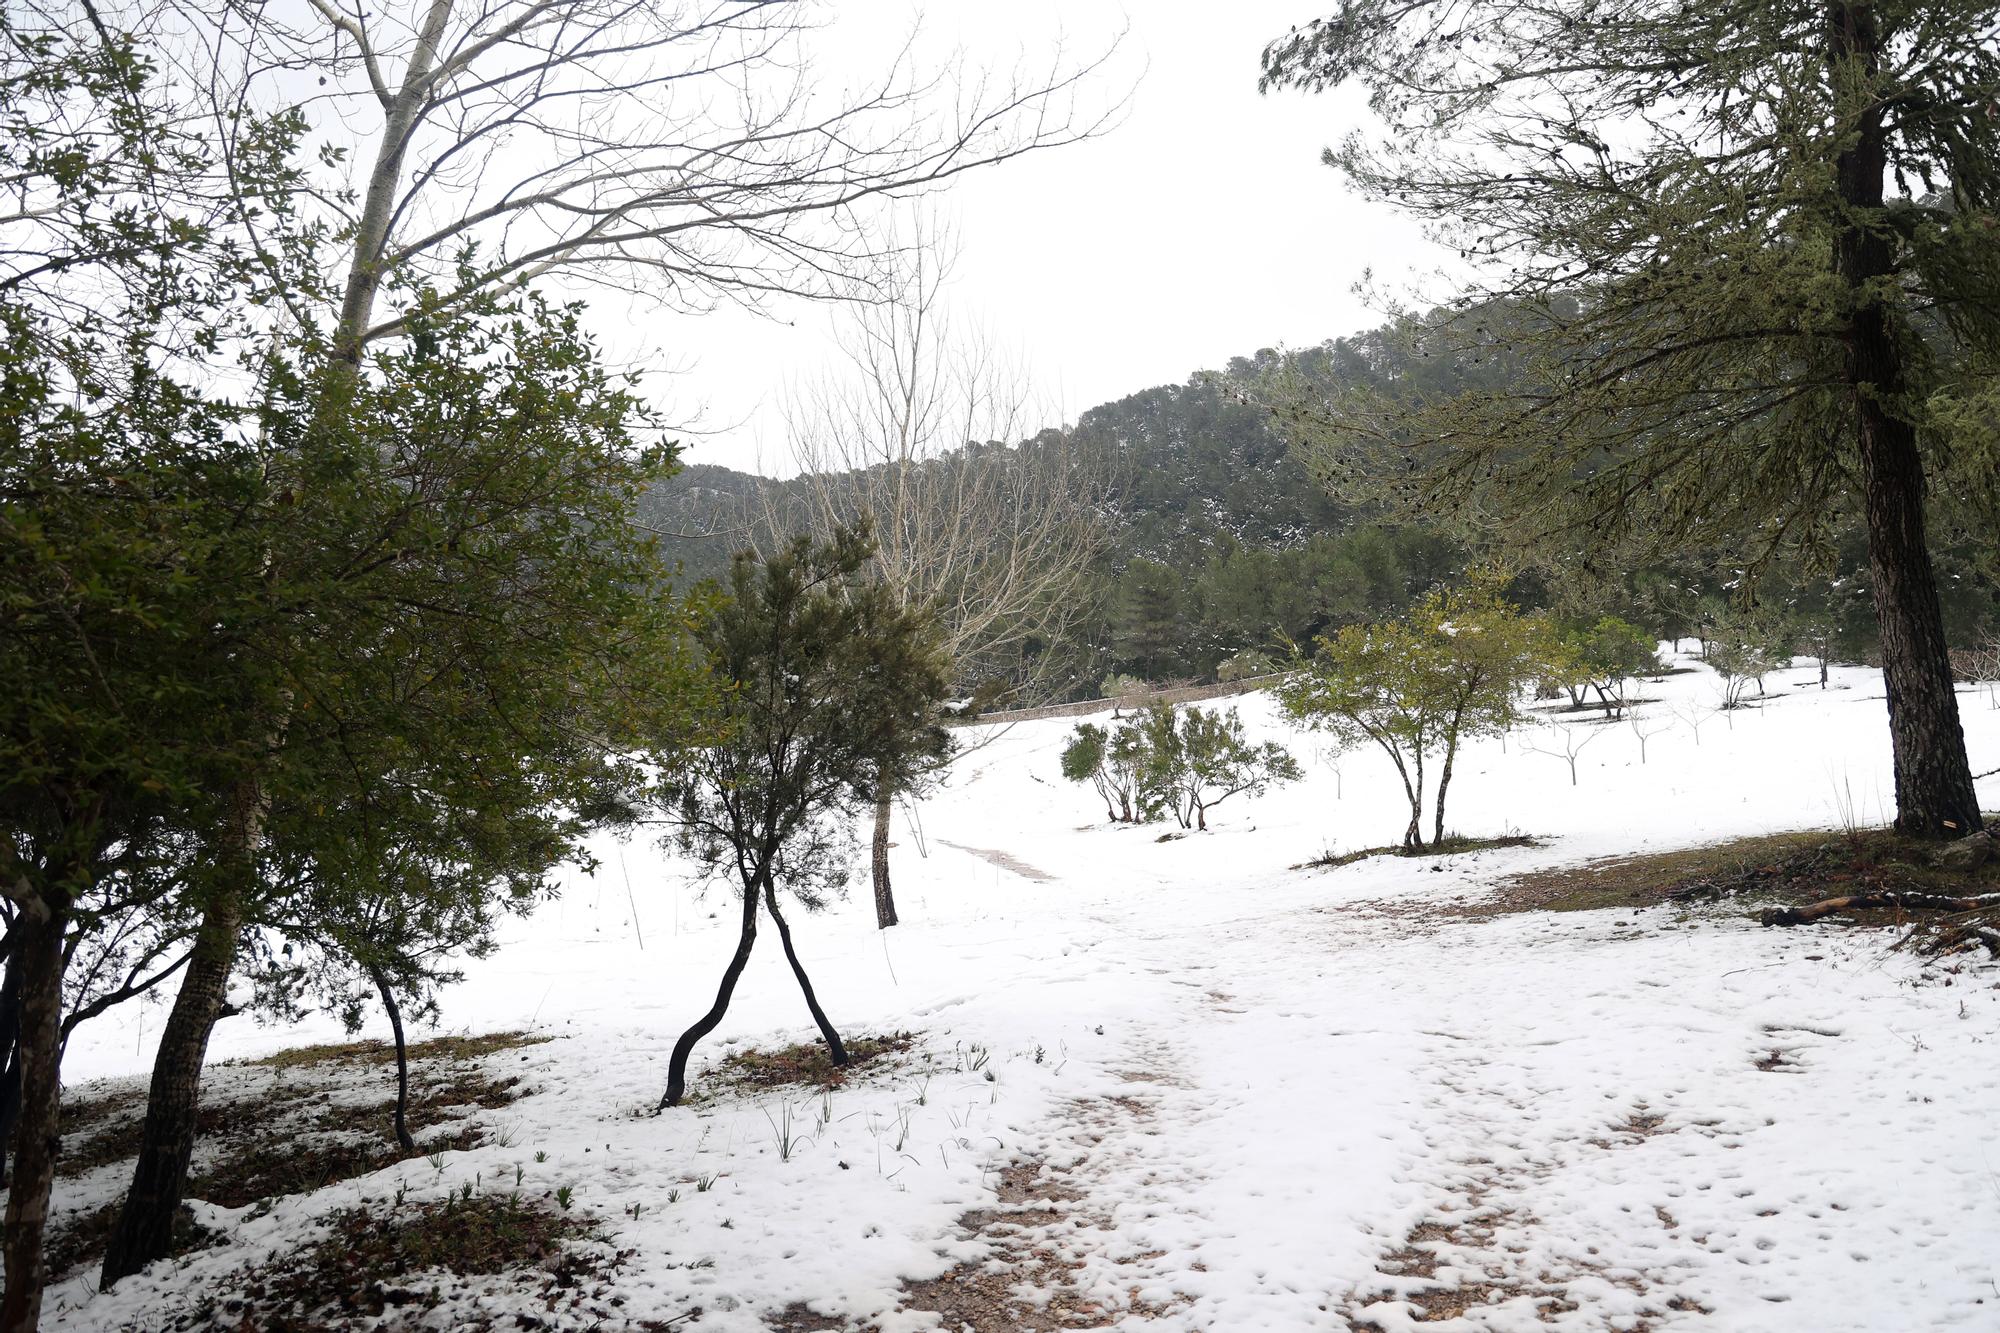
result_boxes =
[1217,649,1281,683]
[655,529,952,1110]
[1557,617,1662,719]
[0,16,286,1318]
[1134,704,1303,831]
[1113,559,1191,680]
[1279,585,1553,849]
[1707,608,1796,709]
[1061,722,1146,823]
[1261,0,1995,837]
[93,291,707,1284]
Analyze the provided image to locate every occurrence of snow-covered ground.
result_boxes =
[47,653,2000,1331]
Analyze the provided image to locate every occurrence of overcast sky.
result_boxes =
[598,3,1440,475]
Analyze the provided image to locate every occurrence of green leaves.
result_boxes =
[663,528,954,907]
[1064,705,1298,830]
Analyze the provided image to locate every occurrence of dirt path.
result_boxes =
[938,839,1056,883]
[770,1066,1184,1332]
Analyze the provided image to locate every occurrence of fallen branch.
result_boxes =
[1761,891,2000,927]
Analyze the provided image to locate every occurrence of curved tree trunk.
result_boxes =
[762,880,848,1067]
[367,963,416,1152]
[99,882,245,1287]
[0,895,68,1333]
[870,786,898,929]
[1829,1,1983,840]
[659,867,762,1111]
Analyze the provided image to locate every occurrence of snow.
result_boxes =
[44,653,2000,1331]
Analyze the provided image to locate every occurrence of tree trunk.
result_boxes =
[98,884,244,1287]
[1829,1,1983,840]
[659,867,762,1111]
[1403,754,1426,852]
[0,895,68,1333]
[761,881,848,1067]
[0,935,22,1188]
[1433,730,1461,847]
[870,787,898,929]
[367,963,416,1152]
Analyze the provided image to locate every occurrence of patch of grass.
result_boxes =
[713,1032,918,1094]
[59,1086,146,1136]
[194,1123,489,1208]
[1301,833,1541,871]
[248,1029,550,1070]
[46,1199,229,1282]
[1489,821,2000,918]
[171,1194,629,1333]
[60,1069,524,1185]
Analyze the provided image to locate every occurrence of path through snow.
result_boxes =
[45,656,2000,1332]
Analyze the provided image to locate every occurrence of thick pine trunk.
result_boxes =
[870,787,898,929]
[98,885,244,1287]
[0,897,68,1333]
[659,867,762,1110]
[368,963,416,1152]
[1829,1,1984,840]
[762,881,848,1067]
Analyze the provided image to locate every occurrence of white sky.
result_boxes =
[594,2,1440,475]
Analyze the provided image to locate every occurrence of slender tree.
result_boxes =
[1261,0,1997,837]
[775,220,1106,927]
[656,528,952,1110]
[1279,584,1551,849]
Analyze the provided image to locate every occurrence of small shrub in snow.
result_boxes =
[1549,615,1660,718]
[1218,649,1279,683]
[1061,721,1146,822]
[1279,581,1553,851]
[1133,703,1303,831]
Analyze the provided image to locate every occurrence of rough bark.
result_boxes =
[0,936,22,1187]
[870,787,898,929]
[659,866,763,1111]
[761,880,848,1068]
[1829,1,1984,840]
[0,897,68,1333]
[98,883,244,1286]
[368,962,416,1152]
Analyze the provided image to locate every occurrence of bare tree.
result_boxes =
[89,0,1124,1286]
[1520,720,1609,789]
[167,0,1126,362]
[772,218,1107,927]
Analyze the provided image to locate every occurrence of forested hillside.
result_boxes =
[645,321,2000,704]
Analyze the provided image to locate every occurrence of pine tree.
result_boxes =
[1262,0,1996,837]
[655,529,952,1110]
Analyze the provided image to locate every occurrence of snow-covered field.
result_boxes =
[48,654,2000,1331]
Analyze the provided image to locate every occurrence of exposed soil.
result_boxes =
[47,1035,542,1281]
[766,1080,1185,1332]
[708,1032,919,1097]
[144,1194,637,1333]
[1484,824,2000,919]
[1299,833,1542,873]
